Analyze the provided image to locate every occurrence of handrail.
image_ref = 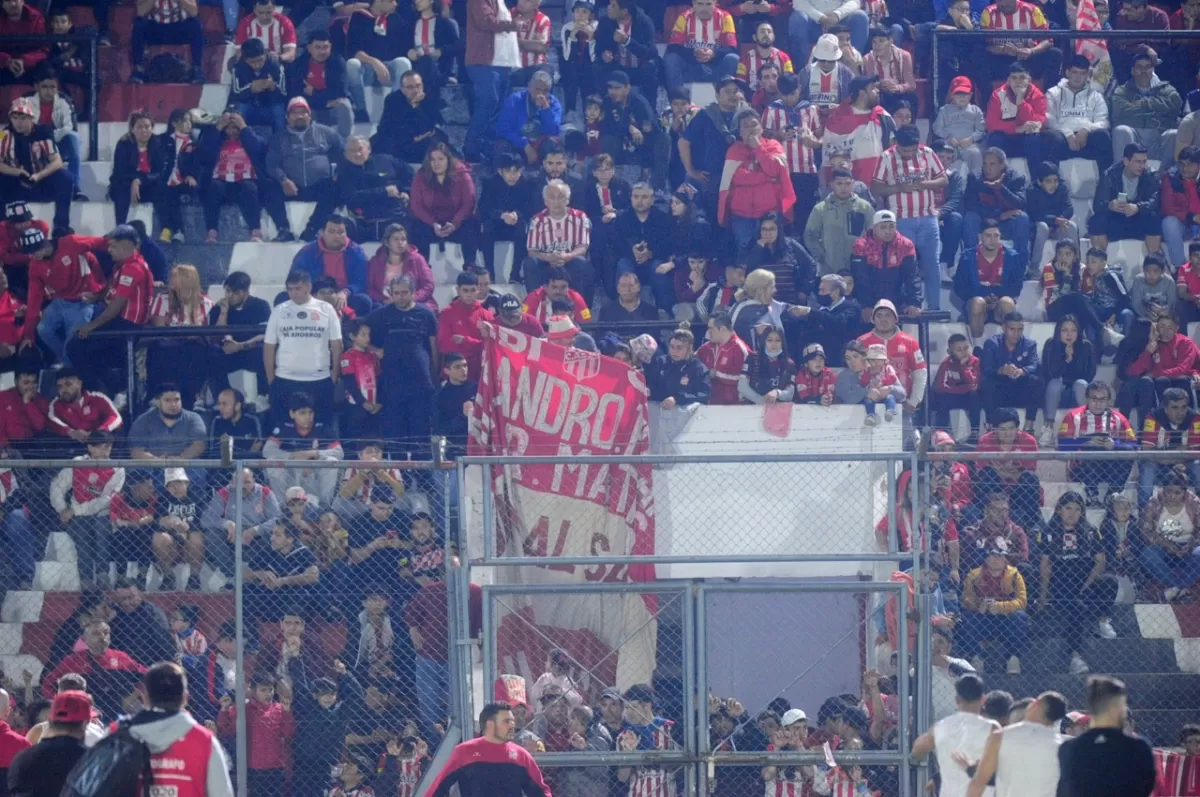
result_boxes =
[0,32,99,160]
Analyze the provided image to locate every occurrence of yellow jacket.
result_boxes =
[962,565,1027,615]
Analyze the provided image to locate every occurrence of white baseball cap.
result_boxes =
[781,708,808,726]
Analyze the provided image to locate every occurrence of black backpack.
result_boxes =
[144,53,192,84]
[60,720,154,797]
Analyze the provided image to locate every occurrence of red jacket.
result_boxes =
[934,354,980,395]
[0,6,48,70]
[1129,333,1200,378]
[718,138,797,225]
[522,287,592,325]
[498,313,544,337]
[47,390,124,436]
[409,162,476,230]
[365,243,437,310]
[24,235,107,342]
[42,647,147,697]
[795,368,837,404]
[437,298,494,376]
[986,83,1047,134]
[697,335,751,405]
[218,700,294,770]
[0,292,24,348]
[0,219,49,269]
[0,386,48,443]
[0,720,29,773]
[1161,170,1200,222]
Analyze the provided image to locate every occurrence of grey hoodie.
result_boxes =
[124,710,234,797]
[931,102,986,145]
[804,191,874,275]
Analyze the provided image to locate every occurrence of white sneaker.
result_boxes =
[884,408,896,422]
[1165,586,1182,602]
[1069,653,1090,674]
[1006,656,1022,674]
[1103,325,1125,348]
[1097,618,1117,639]
[1039,424,1057,447]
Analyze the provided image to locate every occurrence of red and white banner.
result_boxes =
[469,323,658,692]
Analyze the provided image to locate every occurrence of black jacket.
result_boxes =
[803,297,864,367]
[601,90,658,143]
[193,125,270,188]
[964,168,1027,217]
[108,600,177,669]
[1093,161,1160,218]
[1026,181,1073,229]
[479,173,539,223]
[612,207,672,264]
[292,656,366,769]
[110,135,169,190]
[286,52,349,107]
[1041,335,1097,385]
[667,212,712,258]
[582,176,632,223]
[645,354,711,404]
[230,53,288,106]
[153,130,197,189]
[339,154,414,221]
[595,7,657,65]
[940,168,965,215]
[434,379,477,457]
[372,91,447,163]
[7,736,87,797]
[347,9,413,62]
[741,236,819,302]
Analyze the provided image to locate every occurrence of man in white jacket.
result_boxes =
[1045,53,1112,171]
[789,0,869,63]
[25,73,85,200]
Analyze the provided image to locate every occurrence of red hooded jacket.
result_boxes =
[1129,333,1200,378]
[1161,169,1200,222]
[986,83,1047,135]
[0,6,48,70]
[437,298,494,376]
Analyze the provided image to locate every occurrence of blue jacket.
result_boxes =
[290,240,369,296]
[954,244,1025,301]
[981,334,1040,380]
[495,89,562,150]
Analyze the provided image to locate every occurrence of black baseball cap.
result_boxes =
[607,70,631,87]
[4,201,31,222]
[19,226,47,253]
[499,294,522,315]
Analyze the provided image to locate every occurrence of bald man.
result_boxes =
[0,688,32,793]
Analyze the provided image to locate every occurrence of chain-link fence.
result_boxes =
[0,457,458,797]
[920,447,1200,752]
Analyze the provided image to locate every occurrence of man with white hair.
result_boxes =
[523,179,594,303]
[496,70,562,164]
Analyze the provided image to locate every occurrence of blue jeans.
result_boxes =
[1162,215,1197,268]
[415,653,449,740]
[662,51,740,94]
[789,9,869,55]
[897,215,942,310]
[730,215,761,255]
[465,65,511,161]
[58,131,81,191]
[346,56,413,117]
[617,257,675,311]
[956,609,1029,661]
[963,211,1031,263]
[235,103,286,132]
[197,0,238,31]
[864,394,897,416]
[1139,461,1200,507]
[1139,544,1200,590]
[2,506,35,586]
[38,299,95,364]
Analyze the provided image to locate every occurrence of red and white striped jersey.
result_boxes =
[762,100,821,174]
[413,15,437,50]
[1059,406,1137,442]
[151,0,186,25]
[150,293,214,327]
[516,10,551,67]
[765,769,814,797]
[980,0,1049,47]
[863,47,904,84]
[235,11,297,57]
[817,768,868,797]
[1152,749,1200,797]
[213,138,256,182]
[736,46,794,90]
[526,209,591,254]
[0,131,57,173]
[341,467,405,504]
[383,754,425,797]
[630,768,677,797]
[873,145,945,218]
[669,7,737,50]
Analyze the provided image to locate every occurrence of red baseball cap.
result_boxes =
[51,690,94,723]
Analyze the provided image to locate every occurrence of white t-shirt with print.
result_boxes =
[264,298,342,381]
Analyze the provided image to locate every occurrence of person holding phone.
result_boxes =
[1089,142,1163,255]
[1058,380,1138,507]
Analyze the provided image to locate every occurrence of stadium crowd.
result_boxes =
[3,0,1200,793]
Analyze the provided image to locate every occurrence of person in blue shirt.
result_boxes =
[616,683,678,795]
[495,70,563,165]
[981,311,1043,433]
[953,217,1025,338]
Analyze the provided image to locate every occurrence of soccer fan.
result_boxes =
[1045,54,1112,169]
[1,98,73,234]
[1120,314,1199,424]
[0,201,48,277]
[496,70,561,164]
[873,124,947,311]
[426,702,550,796]
[1138,387,1200,505]
[647,327,711,408]
[345,0,413,123]
[130,0,205,83]
[1058,380,1137,507]
[823,76,894,186]
[523,180,594,299]
[264,269,343,427]
[263,391,345,506]
[697,313,750,405]
[664,0,739,94]
[286,32,352,138]
[47,368,123,447]
[931,332,981,439]
[1110,52,1180,168]
[234,0,296,64]
[980,312,1042,432]
[18,228,105,366]
[1139,473,1200,602]
[978,0,1062,85]
[263,99,343,242]
[857,298,927,414]
[974,409,1043,531]
[1090,143,1162,255]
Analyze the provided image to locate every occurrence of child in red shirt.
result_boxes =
[340,319,383,448]
[794,342,837,405]
[931,333,982,439]
[218,671,295,796]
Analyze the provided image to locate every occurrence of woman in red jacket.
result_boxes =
[365,222,439,310]
[407,142,479,267]
[717,109,796,254]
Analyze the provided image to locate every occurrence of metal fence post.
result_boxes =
[443,466,463,733]
[232,460,248,797]
[898,586,911,797]
[694,583,710,797]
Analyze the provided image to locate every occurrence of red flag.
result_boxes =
[469,324,658,690]
[1075,0,1113,89]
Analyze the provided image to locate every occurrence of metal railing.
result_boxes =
[0,32,99,160]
